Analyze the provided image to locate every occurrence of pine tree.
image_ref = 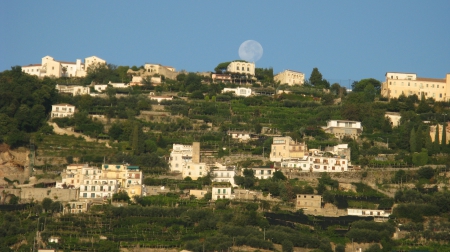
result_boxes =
[410,128,417,153]
[434,124,440,153]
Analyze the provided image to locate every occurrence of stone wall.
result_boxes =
[6,188,79,202]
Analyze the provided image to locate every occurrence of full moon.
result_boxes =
[238,40,263,62]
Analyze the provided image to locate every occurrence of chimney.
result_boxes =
[192,142,200,163]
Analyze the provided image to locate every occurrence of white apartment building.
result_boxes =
[280,154,349,172]
[169,144,193,173]
[274,70,305,86]
[322,120,363,140]
[55,84,90,96]
[227,61,255,76]
[251,167,276,180]
[22,55,106,78]
[381,72,450,102]
[222,87,252,97]
[270,136,307,162]
[57,163,88,189]
[51,104,75,118]
[79,166,118,199]
[212,163,236,186]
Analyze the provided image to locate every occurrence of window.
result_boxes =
[91,193,95,198]
[91,186,95,191]
[83,193,87,198]
[223,189,226,193]
[217,189,220,193]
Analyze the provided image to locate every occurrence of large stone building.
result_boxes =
[270,136,307,162]
[227,61,255,76]
[274,70,305,86]
[322,120,363,140]
[381,72,450,102]
[169,142,208,180]
[22,55,106,78]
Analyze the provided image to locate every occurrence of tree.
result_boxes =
[410,128,417,153]
[281,239,293,252]
[42,198,53,213]
[442,120,447,151]
[434,124,441,153]
[214,62,231,74]
[309,68,322,86]
[352,78,382,93]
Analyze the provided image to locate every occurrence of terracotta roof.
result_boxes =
[416,77,446,83]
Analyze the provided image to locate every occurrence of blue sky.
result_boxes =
[1,1,449,88]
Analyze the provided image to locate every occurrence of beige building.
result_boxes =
[274,69,305,86]
[322,120,363,139]
[296,194,322,210]
[381,72,450,102]
[189,189,208,199]
[270,136,307,162]
[227,61,255,76]
[101,164,143,197]
[51,103,75,118]
[22,55,105,78]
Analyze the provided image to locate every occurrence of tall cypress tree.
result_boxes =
[434,124,440,153]
[442,121,448,151]
[410,128,417,153]
[425,129,433,155]
[416,124,424,152]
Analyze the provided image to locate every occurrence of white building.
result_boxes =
[55,84,90,96]
[108,82,129,89]
[347,208,391,221]
[51,103,75,118]
[278,144,350,172]
[78,166,118,199]
[22,55,106,78]
[227,61,255,76]
[212,184,233,201]
[169,144,193,173]
[227,131,253,142]
[212,163,236,186]
[94,84,108,93]
[274,70,305,86]
[222,87,252,97]
[150,96,173,103]
[251,167,276,180]
[57,163,88,189]
[322,120,363,140]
